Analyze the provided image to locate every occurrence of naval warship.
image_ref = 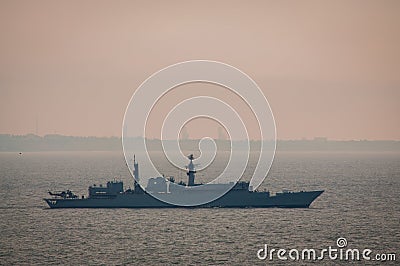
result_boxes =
[44,155,324,208]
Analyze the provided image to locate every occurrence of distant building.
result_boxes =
[181,126,189,140]
[218,127,226,140]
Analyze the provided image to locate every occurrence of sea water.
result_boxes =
[0,151,398,265]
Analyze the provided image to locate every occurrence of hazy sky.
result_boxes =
[1,0,399,140]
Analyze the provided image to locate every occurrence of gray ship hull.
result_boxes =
[44,190,324,209]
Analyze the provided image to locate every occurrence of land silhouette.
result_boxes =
[1,134,399,152]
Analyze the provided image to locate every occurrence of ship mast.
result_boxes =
[133,155,139,182]
[186,154,196,186]
[133,154,140,191]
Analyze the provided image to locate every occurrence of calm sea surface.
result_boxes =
[0,151,399,265]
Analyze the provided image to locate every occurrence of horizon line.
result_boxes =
[1,133,400,142]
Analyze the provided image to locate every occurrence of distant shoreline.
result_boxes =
[1,134,400,152]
